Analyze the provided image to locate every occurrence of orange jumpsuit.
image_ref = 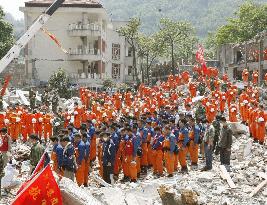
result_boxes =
[74,107,82,129]
[43,114,53,140]
[188,128,199,165]
[229,103,238,122]
[252,71,259,85]
[177,130,188,169]
[242,69,249,83]
[256,110,266,143]
[75,141,85,186]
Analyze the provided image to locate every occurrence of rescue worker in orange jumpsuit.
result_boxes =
[242,69,249,83]
[151,126,164,176]
[256,105,266,144]
[188,118,200,167]
[177,119,190,172]
[74,133,85,186]
[82,132,90,187]
[252,70,259,85]
[228,101,238,122]
[163,125,176,177]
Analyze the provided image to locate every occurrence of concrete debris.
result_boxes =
[180,189,198,205]
[1,126,266,205]
[12,143,31,161]
[229,122,249,135]
[158,185,182,205]
[59,177,103,205]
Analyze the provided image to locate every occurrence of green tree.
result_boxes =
[204,32,217,60]
[158,18,197,75]
[103,78,115,90]
[215,2,267,46]
[137,33,165,84]
[117,18,141,82]
[0,7,14,59]
[48,68,71,99]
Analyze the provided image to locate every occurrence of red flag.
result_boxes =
[12,165,62,205]
[1,75,11,96]
[202,62,208,75]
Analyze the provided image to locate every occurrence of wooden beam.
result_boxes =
[219,165,236,189]
[249,179,267,197]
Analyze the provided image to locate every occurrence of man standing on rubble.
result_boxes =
[0,128,12,168]
[201,119,215,171]
[218,117,233,171]
[29,134,45,174]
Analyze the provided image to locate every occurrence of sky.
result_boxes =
[0,0,28,19]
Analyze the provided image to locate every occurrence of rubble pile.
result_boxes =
[0,123,266,205]
[11,143,31,161]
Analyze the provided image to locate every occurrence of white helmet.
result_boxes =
[32,118,37,123]
[74,111,78,115]
[231,108,236,112]
[135,108,139,112]
[4,119,9,125]
[102,112,107,117]
[39,118,43,122]
[96,107,101,111]
[50,119,54,124]
[16,117,21,123]
[92,119,97,124]
[258,117,264,122]
[67,116,71,120]
[125,109,129,113]
[210,108,215,112]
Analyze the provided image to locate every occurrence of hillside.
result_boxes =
[4,13,24,39]
[102,0,267,37]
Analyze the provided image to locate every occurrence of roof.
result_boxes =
[25,0,103,8]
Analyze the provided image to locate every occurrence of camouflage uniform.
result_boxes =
[195,104,206,121]
[29,142,45,170]
[52,92,59,114]
[198,82,206,96]
[212,120,221,152]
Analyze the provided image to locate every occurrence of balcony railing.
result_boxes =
[68,47,101,61]
[68,23,100,31]
[68,23,107,38]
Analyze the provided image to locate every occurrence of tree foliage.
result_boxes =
[117,18,141,82]
[0,7,14,59]
[137,33,165,84]
[102,0,267,38]
[158,18,197,74]
[48,68,71,99]
[215,2,267,46]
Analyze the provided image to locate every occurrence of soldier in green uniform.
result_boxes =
[53,114,63,137]
[195,101,206,121]
[29,134,45,174]
[198,82,206,96]
[212,115,221,153]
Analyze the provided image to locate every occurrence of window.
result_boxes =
[128,66,132,76]
[112,44,120,60]
[112,64,121,79]
[127,47,133,57]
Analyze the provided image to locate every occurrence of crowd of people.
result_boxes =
[0,67,266,186]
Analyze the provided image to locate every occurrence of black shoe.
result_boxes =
[121,176,129,182]
[191,163,198,166]
[254,139,258,143]
[259,142,264,145]
[167,174,173,177]
[130,179,137,183]
[201,166,211,171]
[83,184,88,187]
[181,167,188,173]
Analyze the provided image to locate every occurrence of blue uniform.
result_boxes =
[75,140,85,165]
[167,133,176,153]
[179,127,190,148]
[102,139,116,166]
[133,133,141,157]
[61,143,75,171]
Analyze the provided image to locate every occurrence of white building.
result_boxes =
[20,0,134,87]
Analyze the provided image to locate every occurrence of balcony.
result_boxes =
[68,23,106,38]
[68,47,101,61]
